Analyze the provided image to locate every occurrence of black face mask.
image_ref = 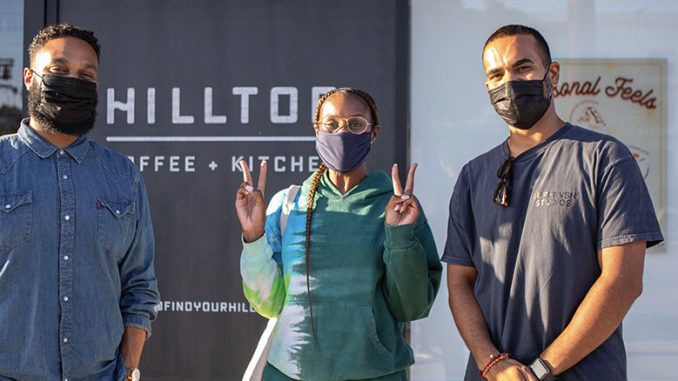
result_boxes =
[488,69,552,130]
[28,71,98,136]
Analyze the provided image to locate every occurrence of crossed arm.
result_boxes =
[447,241,646,380]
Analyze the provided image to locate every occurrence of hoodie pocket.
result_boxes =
[269,302,395,381]
[0,192,32,254]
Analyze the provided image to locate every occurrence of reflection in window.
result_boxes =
[0,0,23,135]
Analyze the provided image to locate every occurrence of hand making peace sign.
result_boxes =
[235,160,267,243]
[385,163,420,226]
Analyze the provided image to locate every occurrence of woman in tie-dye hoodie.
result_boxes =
[235,88,442,381]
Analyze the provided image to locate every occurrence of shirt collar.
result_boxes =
[18,118,91,164]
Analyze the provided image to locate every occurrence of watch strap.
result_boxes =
[529,357,554,380]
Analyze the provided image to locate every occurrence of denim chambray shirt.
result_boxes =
[0,120,160,381]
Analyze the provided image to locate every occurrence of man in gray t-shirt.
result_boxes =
[443,24,663,381]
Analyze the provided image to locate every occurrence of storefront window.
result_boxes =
[411,1,678,380]
[0,0,23,135]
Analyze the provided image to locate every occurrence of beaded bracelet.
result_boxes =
[479,352,511,378]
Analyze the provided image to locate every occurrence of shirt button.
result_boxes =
[64,256,69,261]
[63,175,68,179]
[4,204,10,209]
[59,150,65,155]
[115,210,121,215]
[64,296,69,302]
[64,215,70,221]
[63,338,68,343]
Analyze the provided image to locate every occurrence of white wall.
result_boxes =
[410,1,678,380]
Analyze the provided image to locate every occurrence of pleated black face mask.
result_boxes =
[488,69,552,130]
[33,71,97,124]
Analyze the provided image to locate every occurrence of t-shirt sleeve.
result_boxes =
[441,165,476,266]
[597,146,664,250]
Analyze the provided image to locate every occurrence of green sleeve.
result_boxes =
[240,235,286,319]
[240,188,291,318]
[382,216,442,322]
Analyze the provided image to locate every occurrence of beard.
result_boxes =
[28,80,97,136]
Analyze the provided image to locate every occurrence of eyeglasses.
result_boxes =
[493,157,513,207]
[316,116,373,135]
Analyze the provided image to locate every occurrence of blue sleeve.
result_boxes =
[119,173,160,337]
[596,149,664,250]
[265,189,285,265]
[441,164,476,266]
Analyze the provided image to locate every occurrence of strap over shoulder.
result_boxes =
[280,184,300,235]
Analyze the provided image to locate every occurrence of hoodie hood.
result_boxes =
[301,170,392,206]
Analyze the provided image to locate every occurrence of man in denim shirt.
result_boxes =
[0,24,159,381]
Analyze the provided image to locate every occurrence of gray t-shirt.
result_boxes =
[442,123,663,381]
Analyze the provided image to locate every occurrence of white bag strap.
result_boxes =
[242,317,278,381]
[280,184,300,235]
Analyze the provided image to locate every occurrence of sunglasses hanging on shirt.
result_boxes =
[493,156,514,207]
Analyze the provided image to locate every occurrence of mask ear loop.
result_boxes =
[542,61,554,101]
[30,69,45,84]
[29,69,48,89]
[30,69,44,80]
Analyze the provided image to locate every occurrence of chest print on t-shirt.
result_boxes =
[531,190,579,208]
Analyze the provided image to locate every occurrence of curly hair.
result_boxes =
[29,23,101,65]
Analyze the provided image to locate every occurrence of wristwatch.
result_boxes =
[126,368,140,381]
[529,357,552,380]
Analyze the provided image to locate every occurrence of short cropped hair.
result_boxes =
[28,23,100,65]
[483,24,551,68]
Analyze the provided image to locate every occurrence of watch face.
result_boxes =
[131,368,141,381]
[530,358,550,380]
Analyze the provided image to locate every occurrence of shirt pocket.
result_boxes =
[96,197,136,257]
[0,192,33,254]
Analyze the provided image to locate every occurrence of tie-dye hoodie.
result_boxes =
[240,170,442,381]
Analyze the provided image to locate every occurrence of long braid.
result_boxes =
[305,87,379,349]
[305,162,326,348]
